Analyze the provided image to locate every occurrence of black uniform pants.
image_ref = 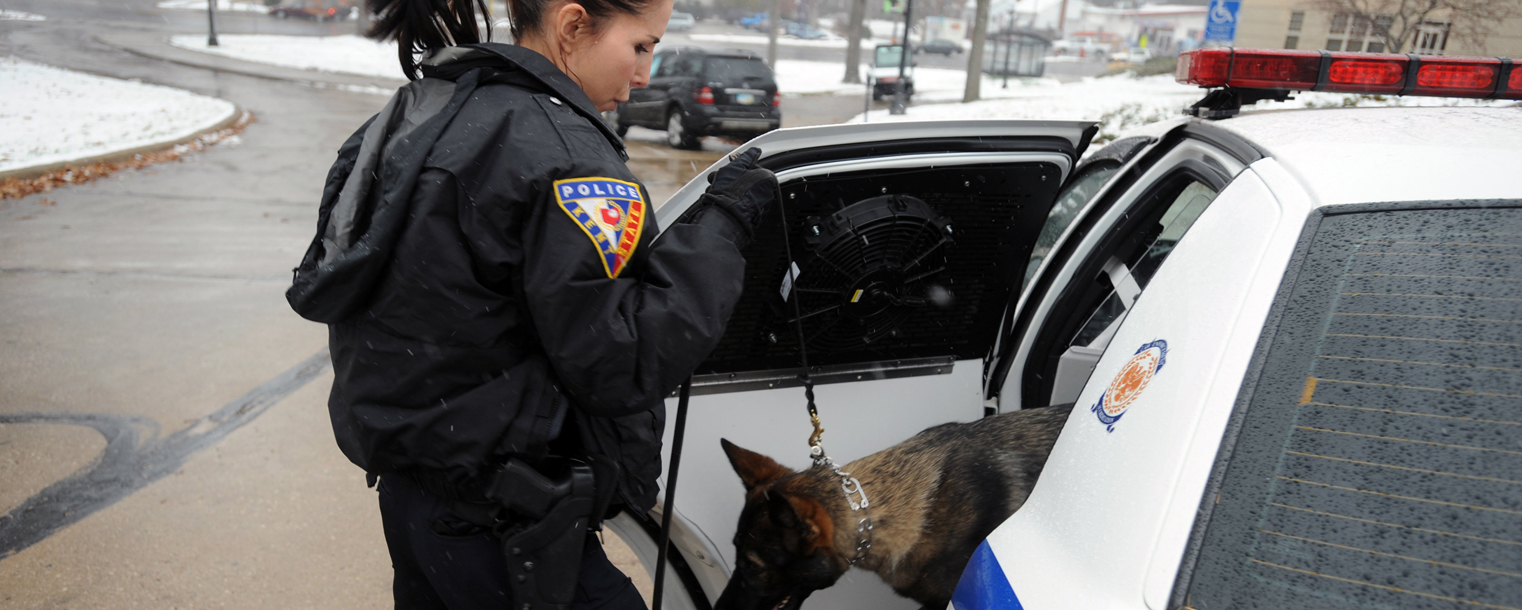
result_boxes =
[378,473,648,610]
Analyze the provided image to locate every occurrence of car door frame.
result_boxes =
[627,120,1097,610]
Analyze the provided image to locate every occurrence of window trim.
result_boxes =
[1020,159,1229,409]
[988,124,1262,405]
[1166,199,1522,608]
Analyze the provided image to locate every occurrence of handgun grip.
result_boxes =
[486,458,571,520]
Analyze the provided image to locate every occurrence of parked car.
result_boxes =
[785,22,831,39]
[739,12,768,30]
[600,48,1522,610]
[870,43,914,101]
[267,0,350,20]
[915,38,963,55]
[1110,47,1152,64]
[610,47,780,149]
[667,11,695,32]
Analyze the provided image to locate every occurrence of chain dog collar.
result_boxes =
[811,443,872,565]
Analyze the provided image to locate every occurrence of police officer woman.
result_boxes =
[285,0,777,605]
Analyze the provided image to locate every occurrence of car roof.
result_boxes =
[1190,106,1522,207]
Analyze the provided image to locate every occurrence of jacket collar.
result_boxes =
[420,43,627,157]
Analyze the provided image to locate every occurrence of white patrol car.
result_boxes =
[605,48,1522,610]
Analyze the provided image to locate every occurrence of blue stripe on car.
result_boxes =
[950,540,1023,609]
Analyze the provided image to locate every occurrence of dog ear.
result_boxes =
[767,492,836,555]
[783,494,836,553]
[720,438,793,490]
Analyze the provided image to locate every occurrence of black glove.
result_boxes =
[690,147,777,249]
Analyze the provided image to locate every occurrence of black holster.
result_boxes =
[486,458,596,610]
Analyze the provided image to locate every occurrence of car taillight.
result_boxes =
[1176,48,1522,100]
[695,86,715,104]
[772,91,781,107]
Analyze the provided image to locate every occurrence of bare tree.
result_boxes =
[964,0,990,102]
[1309,0,1522,53]
[843,0,867,83]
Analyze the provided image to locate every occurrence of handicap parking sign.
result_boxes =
[1204,0,1240,42]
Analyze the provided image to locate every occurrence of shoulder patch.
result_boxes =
[552,177,648,278]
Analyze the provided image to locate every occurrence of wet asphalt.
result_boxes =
[0,2,879,606]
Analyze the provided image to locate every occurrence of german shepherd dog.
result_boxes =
[714,405,1072,610]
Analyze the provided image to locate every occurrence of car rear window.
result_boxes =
[703,57,771,81]
[1178,205,1522,610]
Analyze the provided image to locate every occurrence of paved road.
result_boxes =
[0,3,815,609]
[0,2,894,606]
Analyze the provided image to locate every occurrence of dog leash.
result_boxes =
[775,181,875,566]
[651,376,691,610]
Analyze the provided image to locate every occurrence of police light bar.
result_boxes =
[1176,48,1521,118]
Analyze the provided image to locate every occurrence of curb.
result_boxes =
[0,106,250,183]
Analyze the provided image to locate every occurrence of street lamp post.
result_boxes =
[889,0,912,114]
[206,0,219,47]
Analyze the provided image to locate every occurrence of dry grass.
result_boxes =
[0,111,255,200]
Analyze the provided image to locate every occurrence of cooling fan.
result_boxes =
[784,194,956,352]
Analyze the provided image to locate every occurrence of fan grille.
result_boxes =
[793,195,952,351]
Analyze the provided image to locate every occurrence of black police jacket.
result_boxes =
[286,44,746,512]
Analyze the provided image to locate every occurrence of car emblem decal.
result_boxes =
[1091,339,1168,432]
[553,177,647,278]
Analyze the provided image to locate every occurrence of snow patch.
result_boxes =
[157,0,270,13]
[169,34,406,79]
[0,57,237,173]
[0,9,46,21]
[851,73,1513,144]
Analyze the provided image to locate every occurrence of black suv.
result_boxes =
[611,48,781,149]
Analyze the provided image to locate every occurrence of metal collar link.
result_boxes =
[811,444,873,565]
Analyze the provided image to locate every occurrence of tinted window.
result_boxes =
[1181,205,1522,609]
[1022,160,1121,290]
[875,45,904,67]
[703,57,771,81]
[1069,177,1217,347]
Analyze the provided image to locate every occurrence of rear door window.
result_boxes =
[1178,205,1522,610]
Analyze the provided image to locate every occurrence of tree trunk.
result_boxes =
[843,0,866,83]
[963,0,990,102]
[767,0,780,68]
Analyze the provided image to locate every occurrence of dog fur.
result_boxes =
[715,404,1073,610]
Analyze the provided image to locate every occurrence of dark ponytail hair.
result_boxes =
[502,0,656,41]
[366,0,492,80]
[367,0,657,78]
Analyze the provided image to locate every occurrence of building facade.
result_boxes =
[1233,0,1522,57]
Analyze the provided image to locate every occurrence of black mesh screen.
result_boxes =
[694,161,1064,375]
[1181,205,1522,610]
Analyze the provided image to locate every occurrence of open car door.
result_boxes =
[606,120,1097,610]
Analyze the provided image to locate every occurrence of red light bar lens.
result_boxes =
[1176,48,1522,101]
[1231,51,1320,89]
[1324,57,1406,93]
[1414,58,1499,97]
[1175,48,1318,89]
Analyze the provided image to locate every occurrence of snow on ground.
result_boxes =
[170,34,405,79]
[851,72,1514,143]
[0,9,46,20]
[0,57,237,173]
[688,33,867,50]
[157,0,269,12]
